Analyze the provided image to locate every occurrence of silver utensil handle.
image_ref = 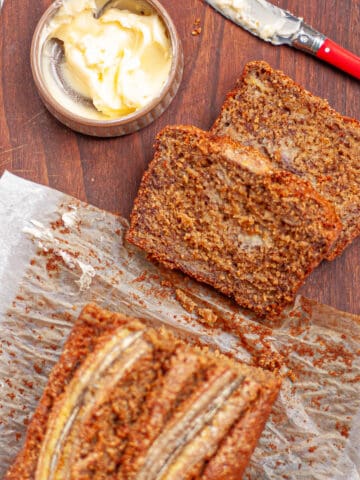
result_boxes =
[291,22,326,55]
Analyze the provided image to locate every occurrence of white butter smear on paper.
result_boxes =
[23,219,56,243]
[23,218,96,292]
[62,209,78,228]
[76,261,96,291]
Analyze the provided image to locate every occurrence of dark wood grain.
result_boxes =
[0,0,359,314]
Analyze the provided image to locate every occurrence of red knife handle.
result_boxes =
[317,38,360,80]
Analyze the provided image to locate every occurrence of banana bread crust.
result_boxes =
[5,305,132,480]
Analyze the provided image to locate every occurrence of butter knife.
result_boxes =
[206,0,360,80]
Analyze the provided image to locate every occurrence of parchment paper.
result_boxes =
[1,171,360,480]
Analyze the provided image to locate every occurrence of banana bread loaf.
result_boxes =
[6,304,281,480]
[212,60,360,260]
[127,125,341,318]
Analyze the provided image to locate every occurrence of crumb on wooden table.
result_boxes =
[191,17,202,36]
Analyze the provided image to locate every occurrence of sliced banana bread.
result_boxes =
[126,125,341,317]
[6,304,281,480]
[212,60,360,260]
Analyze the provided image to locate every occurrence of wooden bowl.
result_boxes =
[30,0,183,137]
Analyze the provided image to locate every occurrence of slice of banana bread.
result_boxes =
[212,60,360,260]
[126,125,341,318]
[6,304,281,480]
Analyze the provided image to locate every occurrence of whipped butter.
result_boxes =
[47,0,172,118]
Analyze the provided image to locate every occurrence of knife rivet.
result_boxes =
[300,34,309,44]
[324,47,330,53]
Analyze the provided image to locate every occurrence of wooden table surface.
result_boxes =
[0,0,359,314]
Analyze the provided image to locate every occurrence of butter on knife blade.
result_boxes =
[206,0,303,45]
[206,0,360,79]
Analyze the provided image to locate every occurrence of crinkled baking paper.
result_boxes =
[1,171,360,480]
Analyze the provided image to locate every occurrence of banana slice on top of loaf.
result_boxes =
[6,304,281,480]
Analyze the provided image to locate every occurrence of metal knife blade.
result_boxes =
[205,0,326,53]
[206,0,305,46]
[206,0,360,79]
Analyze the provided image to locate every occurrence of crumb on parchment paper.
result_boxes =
[175,289,218,326]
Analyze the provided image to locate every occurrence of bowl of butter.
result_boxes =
[31,0,183,137]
